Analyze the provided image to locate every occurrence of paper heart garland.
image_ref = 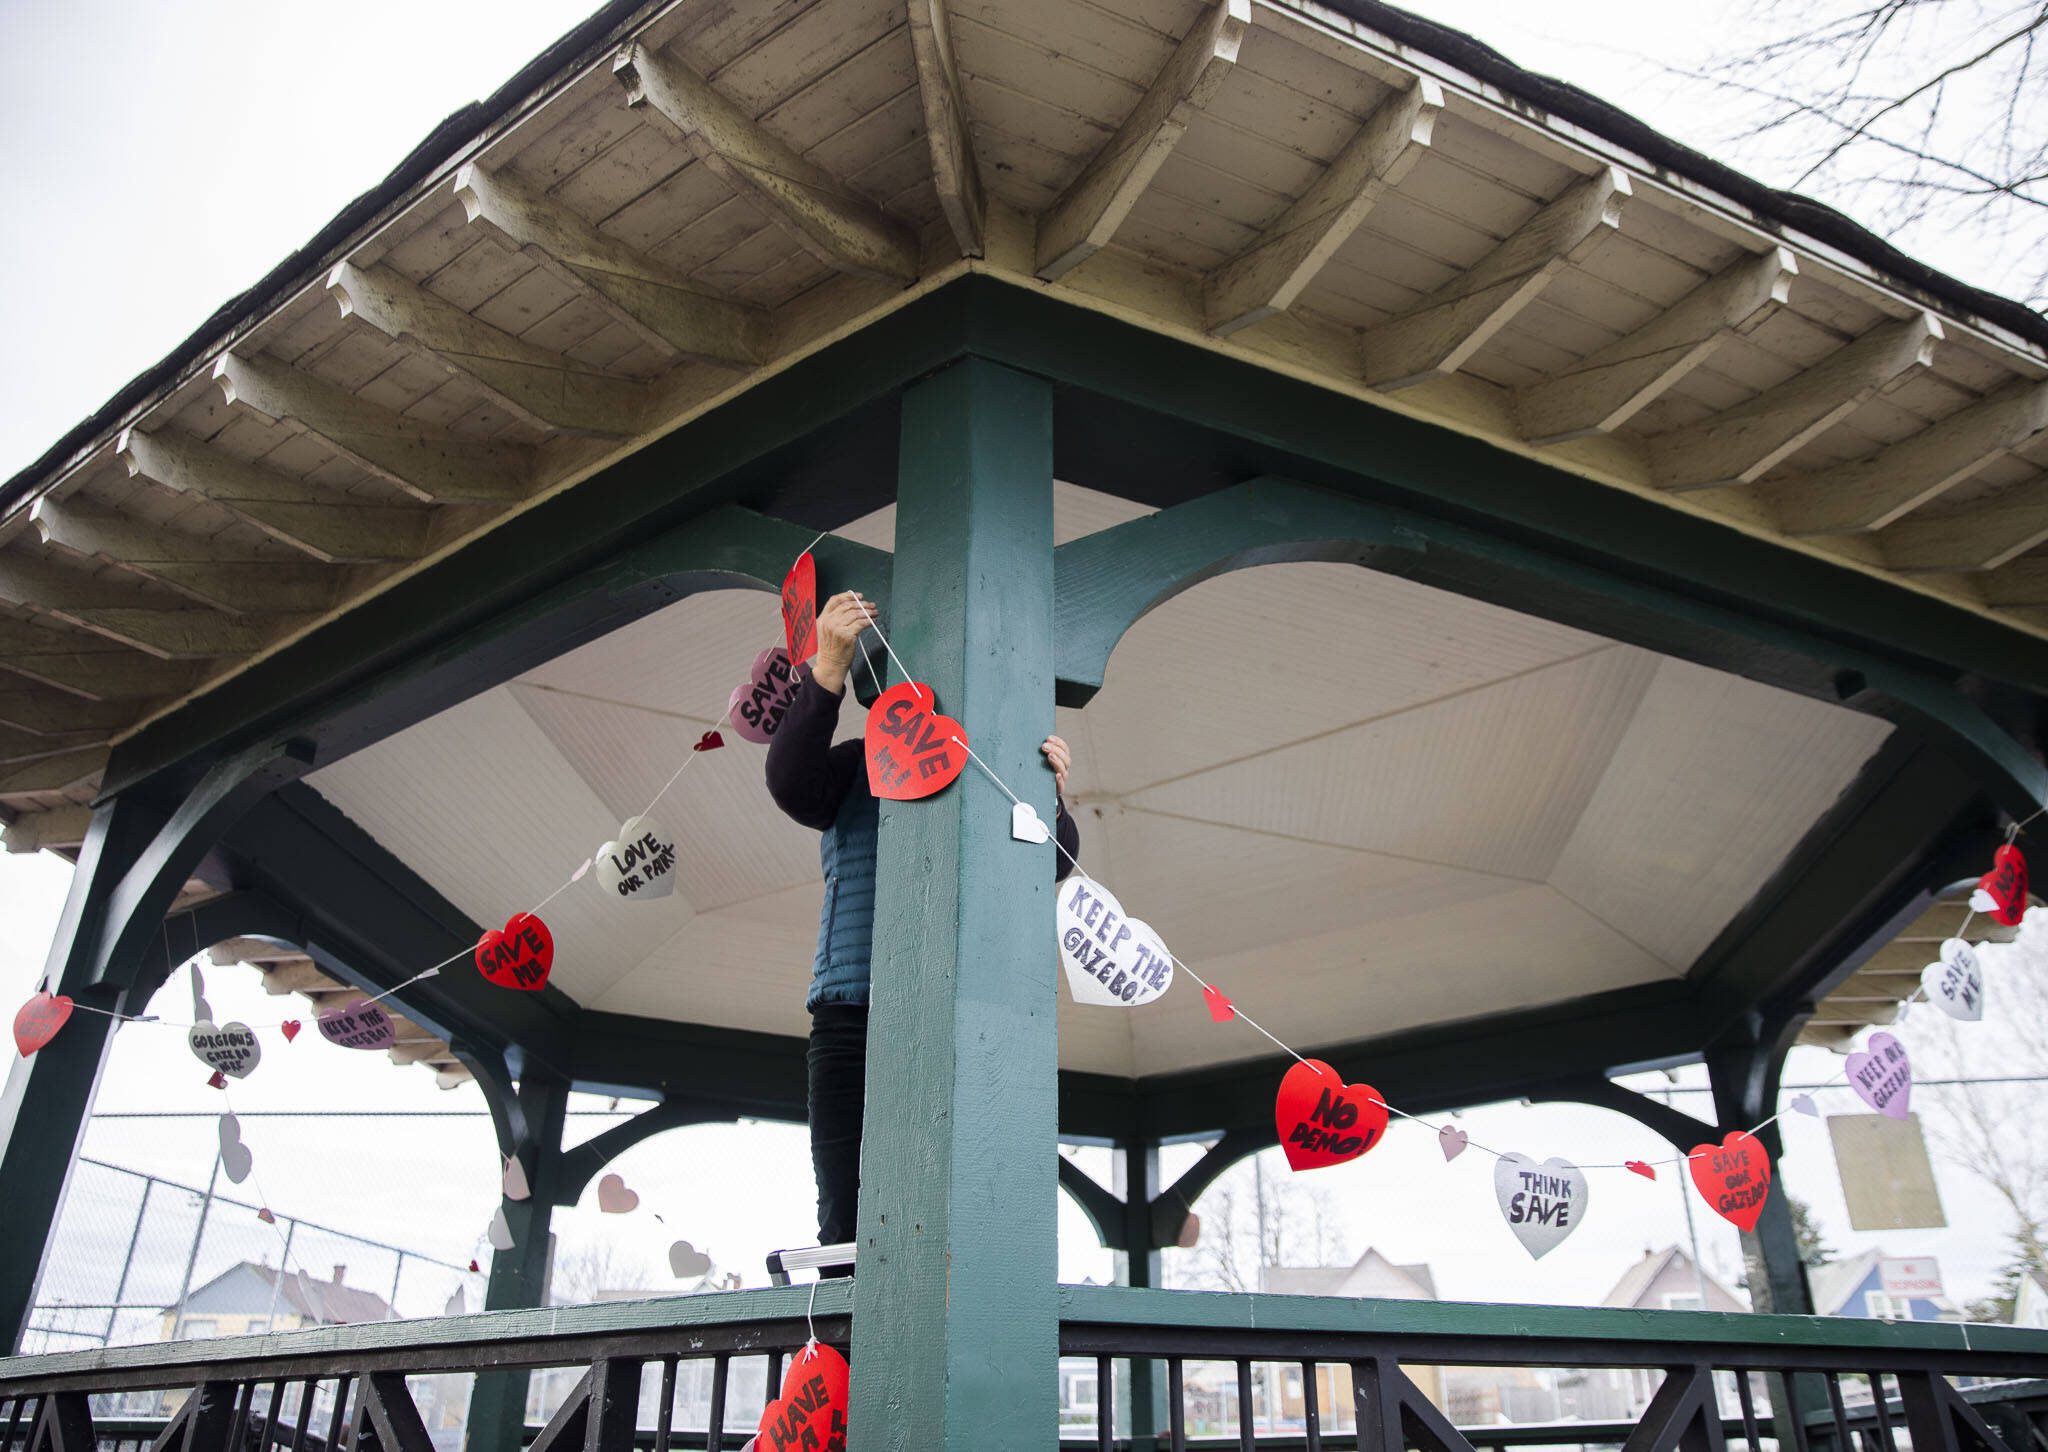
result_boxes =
[1203,984,1236,1022]
[207,1070,227,1090]
[756,1342,849,1452]
[864,681,967,800]
[668,1240,712,1279]
[730,646,801,745]
[1972,843,2028,925]
[317,1001,397,1051]
[1275,1059,1390,1172]
[188,1020,261,1079]
[1922,938,1984,1021]
[281,1020,302,1043]
[1493,1153,1588,1259]
[257,1208,276,1225]
[1791,1093,1819,1117]
[1011,801,1051,844]
[13,990,73,1056]
[1626,1161,1656,1180]
[1057,877,1174,1007]
[694,730,723,752]
[1438,1126,1468,1161]
[597,1172,639,1213]
[1687,1131,1772,1231]
[487,1208,514,1250]
[595,816,680,903]
[475,912,554,990]
[190,964,212,1026]
[218,1113,254,1184]
[468,1259,481,1273]
[502,1156,531,1202]
[444,1288,467,1317]
[781,553,818,668]
[1847,1031,1913,1119]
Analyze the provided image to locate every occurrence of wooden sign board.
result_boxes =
[1826,1113,1946,1231]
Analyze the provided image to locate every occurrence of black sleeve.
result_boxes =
[1053,798,1081,882]
[765,664,863,831]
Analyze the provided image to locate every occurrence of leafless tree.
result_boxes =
[548,1237,656,1306]
[1166,1154,1352,1293]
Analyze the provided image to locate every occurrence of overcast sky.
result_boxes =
[1,0,2035,1339]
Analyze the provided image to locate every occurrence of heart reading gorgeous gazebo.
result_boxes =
[5,0,2048,1446]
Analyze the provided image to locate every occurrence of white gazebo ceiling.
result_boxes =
[308,483,1893,1078]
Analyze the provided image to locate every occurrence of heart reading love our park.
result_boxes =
[595,815,680,902]
[863,681,967,800]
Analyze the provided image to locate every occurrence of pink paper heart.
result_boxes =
[1438,1125,1468,1161]
[597,1172,639,1213]
[729,646,801,745]
[316,1001,396,1051]
[1845,1031,1912,1120]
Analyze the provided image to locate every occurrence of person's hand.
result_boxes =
[811,591,877,694]
[1041,735,1071,800]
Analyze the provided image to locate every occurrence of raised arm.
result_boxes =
[764,591,876,830]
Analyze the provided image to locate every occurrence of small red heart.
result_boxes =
[281,1020,302,1043]
[1688,1131,1773,1232]
[781,553,818,668]
[1626,1160,1656,1180]
[207,1070,227,1090]
[1978,844,2029,926]
[468,1260,480,1273]
[257,1208,276,1225]
[863,681,967,800]
[475,912,554,991]
[13,990,73,1056]
[756,1342,849,1451]
[1274,1059,1389,1172]
[693,730,724,752]
[1202,985,1235,1022]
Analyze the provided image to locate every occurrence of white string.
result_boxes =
[804,1277,820,1353]
[641,700,738,820]
[855,603,914,693]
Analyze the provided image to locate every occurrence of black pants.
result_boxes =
[807,1004,868,1272]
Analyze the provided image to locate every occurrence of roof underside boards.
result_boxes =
[5,0,2045,851]
[305,485,1892,1078]
[1799,887,2020,1051]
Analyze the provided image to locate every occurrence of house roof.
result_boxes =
[182,1262,395,1326]
[1600,1244,1743,1311]
[1263,1246,1438,1300]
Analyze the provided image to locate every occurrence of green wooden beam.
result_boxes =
[469,1070,569,1452]
[850,359,1060,1450]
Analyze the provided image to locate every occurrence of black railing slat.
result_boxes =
[325,1376,351,1452]
[1735,1368,1761,1452]
[1168,1358,1187,1452]
[654,1359,675,1452]
[1097,1354,1113,1452]
[1,1394,25,1452]
[705,1353,729,1452]
[1827,1371,1854,1452]
[1866,1372,1898,1452]
[227,1379,252,1452]
[1238,1357,1256,1452]
[286,1379,316,1452]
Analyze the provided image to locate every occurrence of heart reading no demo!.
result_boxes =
[475,912,554,991]
[863,681,967,800]
[1056,876,1174,1008]
[596,816,680,902]
[730,646,800,745]
[1847,1031,1913,1119]
[1687,1131,1772,1231]
[1274,1059,1389,1172]
[1493,1153,1588,1259]
[756,1342,849,1452]
[781,553,818,668]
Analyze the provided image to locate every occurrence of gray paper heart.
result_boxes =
[218,1113,253,1184]
[1493,1153,1588,1259]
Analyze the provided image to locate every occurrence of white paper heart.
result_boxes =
[668,1240,712,1279]
[190,964,212,1025]
[1056,876,1174,1007]
[502,1156,531,1202]
[1923,941,1984,1021]
[1439,1126,1469,1161]
[1971,887,1999,913]
[218,1113,253,1183]
[1791,1093,1819,1117]
[487,1207,514,1250]
[188,1020,261,1079]
[1493,1153,1588,1260]
[443,1287,466,1316]
[597,1172,639,1213]
[1011,802,1051,844]
[595,815,680,902]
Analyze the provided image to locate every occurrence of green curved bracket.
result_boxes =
[1056,1154,1128,1252]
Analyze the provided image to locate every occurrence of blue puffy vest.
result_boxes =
[809,785,879,1008]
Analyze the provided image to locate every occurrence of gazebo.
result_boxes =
[4,0,2048,1446]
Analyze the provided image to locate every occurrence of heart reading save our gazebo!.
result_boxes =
[1687,1131,1773,1231]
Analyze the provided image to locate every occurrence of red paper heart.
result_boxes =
[693,730,724,752]
[13,990,73,1056]
[257,1208,276,1225]
[1979,843,2029,926]
[474,912,555,991]
[281,1020,302,1043]
[756,1342,849,1451]
[468,1259,480,1273]
[782,553,818,668]
[1626,1160,1656,1180]
[1688,1131,1773,1232]
[207,1070,227,1090]
[863,681,968,801]
[1203,985,1236,1022]
[1274,1059,1390,1172]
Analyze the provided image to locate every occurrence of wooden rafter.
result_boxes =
[452,163,769,367]
[1768,379,2048,535]
[1647,312,1943,491]
[0,614,200,700]
[1362,166,1630,391]
[613,43,921,285]
[0,804,93,855]
[1204,76,1443,338]
[1882,492,2048,573]
[212,353,534,504]
[0,746,105,795]
[1516,247,1797,443]
[0,687,137,736]
[0,552,298,659]
[1035,0,1251,282]
[328,261,650,438]
[908,0,986,259]
[31,497,337,616]
[1983,557,2048,606]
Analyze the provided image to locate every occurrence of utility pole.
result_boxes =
[166,1156,221,1342]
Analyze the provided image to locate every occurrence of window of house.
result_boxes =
[1663,1293,1705,1312]
[1865,1291,1910,1321]
[181,1319,217,1338]
[244,1318,268,1335]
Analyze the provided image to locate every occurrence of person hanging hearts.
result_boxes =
[1921,938,1984,1021]
[594,816,681,903]
[188,1020,261,1079]
[782,553,818,668]
[1492,1153,1588,1259]
[317,1001,397,1051]
[756,1341,849,1452]
[1846,1031,1913,1119]
[1686,1131,1772,1231]
[1274,1059,1389,1172]
[13,989,73,1056]
[1055,876,1174,1007]
[863,681,967,800]
[475,912,554,990]
[730,646,800,745]
[1971,843,2028,925]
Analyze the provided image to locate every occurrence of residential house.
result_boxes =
[161,1262,393,1341]
[1812,1250,1957,1322]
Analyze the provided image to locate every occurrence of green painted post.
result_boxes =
[849,358,1059,1450]
[1116,1143,1168,1445]
[465,1071,569,1452]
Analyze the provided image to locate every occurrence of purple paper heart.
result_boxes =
[728,646,799,745]
[318,1001,397,1052]
[1845,1031,1912,1120]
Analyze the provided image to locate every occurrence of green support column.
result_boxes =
[465,1069,570,1452]
[849,358,1058,1450]
[1115,1143,1168,1445]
